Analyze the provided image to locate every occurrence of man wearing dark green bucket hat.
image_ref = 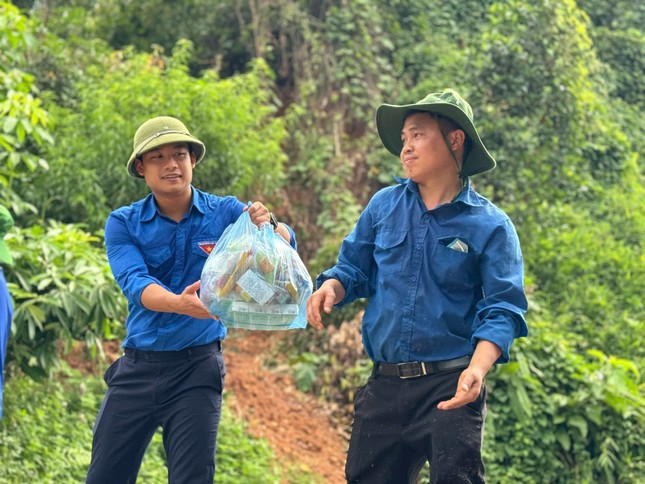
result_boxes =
[87,116,296,484]
[0,205,14,421]
[308,89,528,482]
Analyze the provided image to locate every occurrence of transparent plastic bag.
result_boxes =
[200,210,312,330]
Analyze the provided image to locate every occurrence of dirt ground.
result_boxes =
[223,329,347,484]
[66,332,348,483]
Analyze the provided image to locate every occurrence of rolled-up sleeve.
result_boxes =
[471,219,528,362]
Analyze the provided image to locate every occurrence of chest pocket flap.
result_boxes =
[374,229,407,275]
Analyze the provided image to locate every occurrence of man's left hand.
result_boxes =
[437,367,484,410]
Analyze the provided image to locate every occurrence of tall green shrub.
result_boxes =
[5,221,126,378]
[484,322,644,483]
[523,159,644,363]
[0,2,54,214]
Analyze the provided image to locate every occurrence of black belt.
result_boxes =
[374,355,471,379]
[124,340,221,362]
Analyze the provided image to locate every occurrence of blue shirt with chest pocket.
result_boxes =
[105,186,296,351]
[318,178,528,364]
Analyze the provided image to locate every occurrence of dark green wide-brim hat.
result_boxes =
[376,89,496,177]
[126,116,206,178]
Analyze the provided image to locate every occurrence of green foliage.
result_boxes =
[591,26,645,109]
[0,367,105,482]
[0,368,298,483]
[470,0,609,208]
[483,323,644,483]
[2,1,644,480]
[0,2,54,214]
[384,0,490,97]
[576,0,644,31]
[522,159,644,363]
[215,396,283,483]
[323,0,396,124]
[4,221,127,378]
[290,351,330,393]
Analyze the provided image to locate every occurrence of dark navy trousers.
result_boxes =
[345,367,487,484]
[86,341,225,484]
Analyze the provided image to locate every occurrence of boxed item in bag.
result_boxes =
[200,209,312,330]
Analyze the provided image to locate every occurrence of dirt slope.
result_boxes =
[224,330,347,484]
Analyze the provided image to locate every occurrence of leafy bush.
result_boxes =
[522,163,644,363]
[0,367,105,482]
[483,322,644,483]
[4,221,127,378]
[0,2,54,214]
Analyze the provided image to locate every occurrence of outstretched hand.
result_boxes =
[179,280,218,320]
[437,367,484,410]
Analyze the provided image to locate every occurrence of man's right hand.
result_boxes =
[141,281,217,320]
[179,280,218,320]
[306,279,345,330]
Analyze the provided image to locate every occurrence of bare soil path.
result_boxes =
[223,330,347,484]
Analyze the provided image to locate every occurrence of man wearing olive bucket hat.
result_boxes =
[308,89,528,482]
[86,116,295,483]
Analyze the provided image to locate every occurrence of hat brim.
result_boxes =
[376,102,496,176]
[126,132,206,178]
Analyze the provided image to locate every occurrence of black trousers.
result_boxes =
[86,341,225,484]
[345,367,487,484]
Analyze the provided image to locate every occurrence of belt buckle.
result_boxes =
[397,362,427,379]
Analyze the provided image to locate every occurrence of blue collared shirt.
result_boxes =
[105,187,296,351]
[318,178,528,364]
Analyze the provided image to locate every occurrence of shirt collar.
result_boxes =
[394,176,484,208]
[191,187,207,215]
[140,186,203,222]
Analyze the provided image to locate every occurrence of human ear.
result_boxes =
[451,130,466,151]
[135,158,144,176]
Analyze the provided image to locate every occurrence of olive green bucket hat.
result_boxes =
[376,89,496,176]
[126,116,206,178]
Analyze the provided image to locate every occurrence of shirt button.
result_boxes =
[416,245,422,250]
[411,276,417,282]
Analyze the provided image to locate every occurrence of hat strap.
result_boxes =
[440,132,463,178]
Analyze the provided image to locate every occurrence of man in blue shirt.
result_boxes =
[86,116,295,484]
[307,89,528,483]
